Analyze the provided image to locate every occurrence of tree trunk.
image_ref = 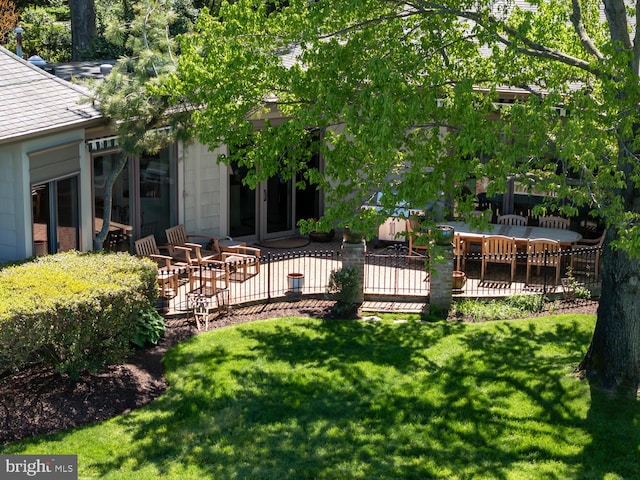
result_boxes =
[93,155,127,252]
[69,0,96,61]
[578,228,640,396]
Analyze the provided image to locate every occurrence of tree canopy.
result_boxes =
[154,0,639,240]
[0,0,18,43]
[149,0,640,394]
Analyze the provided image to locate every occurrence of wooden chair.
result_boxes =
[497,214,528,226]
[526,238,562,285]
[571,231,605,280]
[481,235,517,282]
[175,245,230,291]
[221,245,261,281]
[174,244,231,329]
[165,224,221,260]
[134,234,168,258]
[538,216,570,230]
[406,217,430,257]
[134,235,183,297]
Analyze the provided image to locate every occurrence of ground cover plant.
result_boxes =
[2,313,639,479]
[449,294,548,322]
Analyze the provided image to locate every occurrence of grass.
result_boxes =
[3,313,640,479]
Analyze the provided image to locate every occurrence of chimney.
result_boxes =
[15,26,23,58]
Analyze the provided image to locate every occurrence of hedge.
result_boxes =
[0,251,159,378]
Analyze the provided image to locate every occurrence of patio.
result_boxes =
[159,230,602,322]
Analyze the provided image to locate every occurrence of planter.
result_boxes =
[343,227,365,244]
[287,272,305,293]
[309,229,335,242]
[452,271,467,290]
[433,224,455,246]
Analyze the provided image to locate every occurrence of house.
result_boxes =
[0,46,323,264]
[0,46,102,261]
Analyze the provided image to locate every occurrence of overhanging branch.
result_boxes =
[570,0,604,60]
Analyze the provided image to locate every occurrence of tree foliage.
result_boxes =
[91,0,196,249]
[0,0,18,44]
[150,0,640,393]
[158,1,638,238]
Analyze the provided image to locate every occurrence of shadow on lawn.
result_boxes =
[75,318,640,478]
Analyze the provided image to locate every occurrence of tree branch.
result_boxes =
[570,0,604,60]
[402,0,602,77]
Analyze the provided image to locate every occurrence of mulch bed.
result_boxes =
[0,300,596,445]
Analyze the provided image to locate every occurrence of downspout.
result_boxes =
[15,26,23,58]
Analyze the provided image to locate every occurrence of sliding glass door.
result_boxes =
[32,176,79,255]
[229,130,322,241]
[93,146,177,251]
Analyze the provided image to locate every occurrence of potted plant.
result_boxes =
[342,225,365,244]
[432,224,455,246]
[308,219,335,242]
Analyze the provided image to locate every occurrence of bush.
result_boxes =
[0,251,158,378]
[327,266,362,318]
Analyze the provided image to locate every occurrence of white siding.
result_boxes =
[0,144,22,261]
[0,129,91,263]
[180,142,229,237]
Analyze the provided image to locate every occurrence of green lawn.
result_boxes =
[3,314,639,479]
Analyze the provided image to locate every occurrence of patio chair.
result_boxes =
[406,217,430,257]
[222,245,261,281]
[177,244,231,290]
[497,214,528,226]
[538,216,570,230]
[481,235,517,283]
[165,224,221,260]
[526,238,562,285]
[453,233,466,271]
[570,230,605,280]
[134,235,184,297]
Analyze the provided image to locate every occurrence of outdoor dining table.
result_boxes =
[447,221,582,247]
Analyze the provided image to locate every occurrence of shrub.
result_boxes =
[0,251,158,378]
[327,266,362,318]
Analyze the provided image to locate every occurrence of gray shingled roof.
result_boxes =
[0,46,102,145]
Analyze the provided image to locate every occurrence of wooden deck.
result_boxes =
[161,236,600,318]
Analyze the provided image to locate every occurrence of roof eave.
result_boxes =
[0,117,107,147]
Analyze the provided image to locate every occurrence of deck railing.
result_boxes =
[161,243,602,314]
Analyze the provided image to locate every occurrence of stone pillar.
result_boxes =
[341,239,366,304]
[430,244,454,312]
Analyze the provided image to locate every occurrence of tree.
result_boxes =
[153,1,640,395]
[0,0,18,45]
[69,0,96,60]
[92,0,196,250]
